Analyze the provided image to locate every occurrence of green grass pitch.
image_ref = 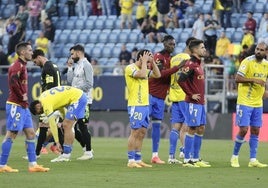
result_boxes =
[0,137,268,188]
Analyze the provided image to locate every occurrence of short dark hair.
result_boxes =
[162,35,175,42]
[186,37,197,46]
[136,49,151,61]
[70,44,85,53]
[29,100,40,115]
[189,39,204,52]
[32,49,45,59]
[15,42,31,55]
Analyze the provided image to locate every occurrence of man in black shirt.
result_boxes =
[30,49,64,158]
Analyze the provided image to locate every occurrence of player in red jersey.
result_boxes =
[0,42,49,173]
[149,35,179,164]
[178,39,211,167]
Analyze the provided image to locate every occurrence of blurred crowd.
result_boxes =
[0,0,267,78]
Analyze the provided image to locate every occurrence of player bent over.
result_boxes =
[30,86,87,162]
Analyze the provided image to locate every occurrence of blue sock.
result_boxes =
[26,139,36,162]
[193,134,203,159]
[0,138,13,165]
[152,121,161,153]
[233,135,245,156]
[249,134,258,159]
[127,151,135,160]
[169,129,179,158]
[184,134,194,160]
[63,144,72,154]
[135,151,142,161]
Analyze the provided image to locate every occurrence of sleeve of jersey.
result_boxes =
[178,66,194,97]
[154,53,179,77]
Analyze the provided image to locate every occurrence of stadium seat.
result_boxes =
[254,2,265,13]
[237,14,247,28]
[61,43,73,57]
[154,43,164,52]
[57,57,68,67]
[231,30,243,43]
[84,43,94,55]
[31,30,42,41]
[65,19,76,30]
[172,28,183,41]
[179,32,190,43]
[128,31,140,43]
[135,43,145,50]
[174,46,184,54]
[118,31,129,43]
[114,19,121,29]
[224,28,234,40]
[202,3,213,14]
[57,30,71,44]
[77,30,90,44]
[98,57,108,66]
[102,45,112,58]
[1,34,9,46]
[75,19,85,30]
[54,44,64,58]
[126,43,136,51]
[111,45,121,58]
[69,31,80,44]
[104,18,115,30]
[144,43,156,51]
[257,0,266,3]
[25,30,33,41]
[230,13,239,28]
[84,19,95,30]
[2,5,14,19]
[94,19,105,30]
[91,46,102,58]
[55,18,67,30]
[98,32,110,43]
[108,31,119,43]
[88,30,101,43]
[242,2,254,13]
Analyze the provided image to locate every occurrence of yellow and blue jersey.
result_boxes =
[237,55,268,107]
[39,86,83,117]
[125,63,151,106]
[169,53,190,102]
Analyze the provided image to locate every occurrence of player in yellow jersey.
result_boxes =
[231,42,268,168]
[125,49,160,168]
[30,86,87,162]
[168,37,195,164]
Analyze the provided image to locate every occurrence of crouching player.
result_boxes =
[29,86,87,162]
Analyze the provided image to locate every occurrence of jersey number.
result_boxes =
[49,86,70,95]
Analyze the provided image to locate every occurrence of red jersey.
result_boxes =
[149,50,179,99]
[178,56,205,105]
[244,18,256,35]
[7,58,28,108]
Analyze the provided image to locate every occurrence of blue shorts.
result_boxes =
[149,95,165,120]
[128,106,150,129]
[236,104,262,127]
[6,103,33,131]
[65,93,87,120]
[185,103,206,127]
[170,101,187,124]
